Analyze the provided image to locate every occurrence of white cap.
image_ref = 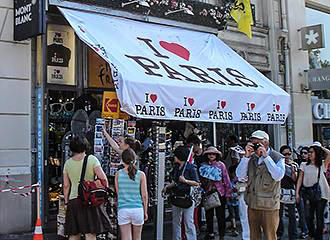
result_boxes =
[250,130,269,141]
[310,141,322,147]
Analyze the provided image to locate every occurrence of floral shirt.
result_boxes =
[201,161,232,198]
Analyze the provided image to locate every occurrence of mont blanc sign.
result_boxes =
[14,0,44,41]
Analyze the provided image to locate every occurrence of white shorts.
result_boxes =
[118,208,144,226]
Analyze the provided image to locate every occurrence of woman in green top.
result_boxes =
[63,136,110,240]
[115,148,148,240]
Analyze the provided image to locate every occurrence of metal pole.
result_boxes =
[213,122,217,146]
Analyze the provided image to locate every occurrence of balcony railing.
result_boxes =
[63,0,235,30]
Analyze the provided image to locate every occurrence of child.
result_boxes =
[227,165,240,237]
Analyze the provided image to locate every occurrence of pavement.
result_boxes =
[1,219,329,240]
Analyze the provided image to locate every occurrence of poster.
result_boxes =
[47,24,75,85]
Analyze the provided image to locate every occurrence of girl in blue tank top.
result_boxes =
[115,148,148,240]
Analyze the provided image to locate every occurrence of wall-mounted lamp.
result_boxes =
[165,8,194,16]
[122,0,150,8]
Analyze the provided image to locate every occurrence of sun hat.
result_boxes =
[203,146,222,156]
[310,141,322,147]
[230,145,245,155]
[250,130,269,141]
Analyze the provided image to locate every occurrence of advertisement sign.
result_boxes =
[60,8,290,124]
[311,98,330,123]
[47,25,75,85]
[102,91,129,119]
[88,48,114,88]
[308,67,330,90]
[14,0,44,41]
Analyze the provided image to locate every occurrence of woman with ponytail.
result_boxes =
[115,148,148,240]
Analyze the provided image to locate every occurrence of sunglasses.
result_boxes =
[208,153,217,156]
[301,151,308,155]
[283,153,291,156]
[49,102,75,114]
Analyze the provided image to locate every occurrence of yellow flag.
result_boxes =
[230,0,254,39]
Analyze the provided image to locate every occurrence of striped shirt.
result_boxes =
[117,169,143,209]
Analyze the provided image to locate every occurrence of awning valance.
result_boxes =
[59,7,290,124]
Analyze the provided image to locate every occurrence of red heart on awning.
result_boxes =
[188,98,194,106]
[159,41,190,61]
[251,103,255,110]
[276,104,280,111]
[150,94,157,103]
[221,100,226,109]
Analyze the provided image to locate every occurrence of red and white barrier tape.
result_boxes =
[0,183,39,193]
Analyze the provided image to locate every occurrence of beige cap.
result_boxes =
[250,130,269,141]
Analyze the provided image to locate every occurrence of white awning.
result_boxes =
[59,7,290,124]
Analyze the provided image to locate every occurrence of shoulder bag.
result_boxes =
[203,171,224,211]
[280,188,296,204]
[170,162,193,209]
[301,166,322,202]
[78,155,109,207]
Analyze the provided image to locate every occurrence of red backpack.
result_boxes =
[78,155,109,207]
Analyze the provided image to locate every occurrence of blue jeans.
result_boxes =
[297,198,308,234]
[304,198,327,240]
[172,202,196,240]
[277,203,297,240]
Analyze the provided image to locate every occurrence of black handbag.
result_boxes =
[170,193,193,209]
[302,166,322,202]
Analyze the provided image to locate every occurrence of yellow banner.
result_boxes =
[231,0,253,39]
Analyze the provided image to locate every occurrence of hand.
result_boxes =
[296,193,300,203]
[102,127,109,136]
[259,144,268,158]
[161,186,168,197]
[179,176,187,184]
[144,211,148,221]
[244,143,254,157]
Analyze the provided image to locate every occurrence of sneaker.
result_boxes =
[300,233,308,239]
[206,233,215,240]
[231,229,239,237]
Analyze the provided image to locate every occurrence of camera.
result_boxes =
[253,143,261,151]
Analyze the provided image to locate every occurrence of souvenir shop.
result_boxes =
[40,4,290,239]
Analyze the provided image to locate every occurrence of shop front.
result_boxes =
[311,97,330,146]
[38,3,290,239]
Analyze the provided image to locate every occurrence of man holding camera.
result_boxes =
[236,130,285,240]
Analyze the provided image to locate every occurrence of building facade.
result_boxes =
[0,0,33,234]
[1,0,326,235]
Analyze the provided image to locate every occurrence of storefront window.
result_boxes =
[306,8,330,70]
[47,24,76,85]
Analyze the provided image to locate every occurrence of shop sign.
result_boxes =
[312,98,330,122]
[308,67,330,90]
[300,24,325,51]
[14,0,44,41]
[102,91,129,119]
[60,8,290,124]
[88,49,114,88]
[37,87,43,217]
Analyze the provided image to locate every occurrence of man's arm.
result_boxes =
[236,157,249,180]
[263,156,285,181]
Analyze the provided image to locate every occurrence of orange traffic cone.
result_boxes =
[33,218,43,240]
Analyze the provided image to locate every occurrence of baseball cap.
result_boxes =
[250,130,269,141]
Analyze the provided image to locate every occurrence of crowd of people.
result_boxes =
[62,129,330,240]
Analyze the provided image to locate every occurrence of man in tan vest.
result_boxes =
[236,130,285,240]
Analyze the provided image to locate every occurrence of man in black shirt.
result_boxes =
[277,145,298,240]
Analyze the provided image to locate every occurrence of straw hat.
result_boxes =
[203,146,222,156]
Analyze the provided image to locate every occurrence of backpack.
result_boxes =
[78,155,109,207]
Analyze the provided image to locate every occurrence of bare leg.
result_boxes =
[120,223,133,240]
[132,225,143,240]
[85,233,96,240]
[69,235,80,240]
